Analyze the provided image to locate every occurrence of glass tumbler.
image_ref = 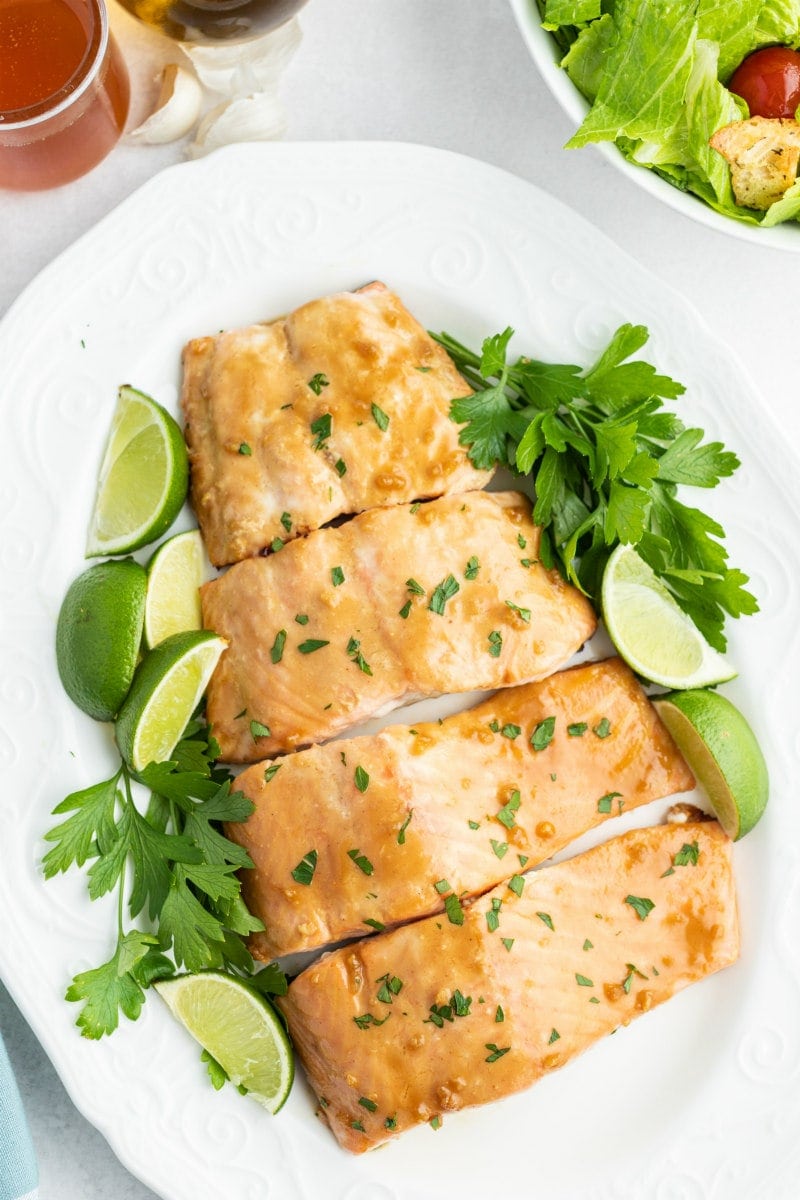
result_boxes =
[0,0,130,191]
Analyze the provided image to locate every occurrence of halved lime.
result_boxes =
[154,972,294,1114]
[56,559,147,721]
[115,630,226,771]
[601,544,737,688]
[86,385,189,558]
[653,689,768,840]
[144,529,206,648]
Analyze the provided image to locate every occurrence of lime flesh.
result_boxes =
[86,385,188,558]
[154,972,294,1114]
[653,689,768,840]
[144,529,205,648]
[115,630,226,771]
[601,543,736,689]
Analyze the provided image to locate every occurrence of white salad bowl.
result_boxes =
[510,0,800,249]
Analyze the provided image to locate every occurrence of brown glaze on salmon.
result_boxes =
[181,283,491,566]
[229,658,694,959]
[201,491,597,762]
[278,821,738,1153]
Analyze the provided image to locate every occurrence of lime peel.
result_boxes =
[601,543,737,689]
[154,971,294,1114]
[653,689,768,840]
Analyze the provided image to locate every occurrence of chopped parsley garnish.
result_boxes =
[280,511,292,532]
[444,893,465,925]
[484,1043,510,1063]
[429,574,460,615]
[488,719,500,733]
[298,638,329,654]
[490,838,509,859]
[425,989,472,1027]
[334,458,347,477]
[346,636,373,675]
[575,973,593,987]
[597,791,622,814]
[548,1028,561,1044]
[371,403,390,431]
[622,963,648,994]
[351,1120,365,1132]
[468,819,480,831]
[433,324,754,651]
[310,411,332,449]
[353,1012,390,1029]
[270,629,286,664]
[250,719,271,740]
[398,600,412,619]
[358,1096,378,1112]
[496,790,521,830]
[307,373,329,395]
[347,847,373,875]
[397,810,413,844]
[583,938,593,951]
[536,911,554,931]
[674,840,700,866]
[501,723,521,740]
[291,849,318,886]
[567,722,588,737]
[295,613,309,625]
[531,717,556,751]
[488,630,503,657]
[270,538,284,552]
[505,600,531,623]
[464,556,480,580]
[518,853,529,867]
[331,566,345,587]
[452,988,472,1016]
[429,1116,442,1130]
[363,918,385,932]
[376,973,403,1003]
[263,764,281,784]
[507,874,525,897]
[406,578,425,595]
[354,766,370,793]
[495,1005,505,1023]
[517,534,527,549]
[501,937,514,952]
[593,718,612,739]
[486,897,502,932]
[434,878,452,894]
[384,1115,398,1130]
[238,442,252,455]
[625,894,655,921]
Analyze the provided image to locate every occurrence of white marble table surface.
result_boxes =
[1,2,797,1197]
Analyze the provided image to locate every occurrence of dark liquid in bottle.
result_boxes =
[116,0,305,40]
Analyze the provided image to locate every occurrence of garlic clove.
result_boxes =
[188,91,288,158]
[128,63,203,145]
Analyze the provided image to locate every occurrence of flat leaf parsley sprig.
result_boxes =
[434,323,757,650]
[43,718,275,1040]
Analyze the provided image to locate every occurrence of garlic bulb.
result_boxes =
[188,91,288,158]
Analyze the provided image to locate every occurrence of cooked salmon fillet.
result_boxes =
[279,821,738,1153]
[201,491,597,761]
[181,282,491,566]
[230,658,694,959]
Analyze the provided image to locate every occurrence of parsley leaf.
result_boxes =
[434,323,757,649]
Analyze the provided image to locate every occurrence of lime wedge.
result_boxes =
[653,689,768,840]
[601,544,736,688]
[144,529,206,648]
[86,385,189,558]
[115,630,226,771]
[56,559,147,721]
[154,972,294,1114]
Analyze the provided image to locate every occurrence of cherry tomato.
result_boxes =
[728,46,800,119]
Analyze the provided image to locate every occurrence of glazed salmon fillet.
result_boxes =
[181,283,491,566]
[279,821,738,1153]
[201,491,597,762]
[230,658,694,959]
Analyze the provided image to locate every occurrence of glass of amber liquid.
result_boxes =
[0,0,130,190]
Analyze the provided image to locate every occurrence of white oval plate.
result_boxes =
[510,0,800,250]
[0,142,798,1200]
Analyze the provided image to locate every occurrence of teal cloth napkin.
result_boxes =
[0,1030,38,1200]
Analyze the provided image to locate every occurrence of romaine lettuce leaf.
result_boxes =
[697,0,763,79]
[543,0,601,31]
[562,13,615,103]
[566,0,698,148]
[754,0,800,49]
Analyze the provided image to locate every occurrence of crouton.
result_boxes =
[710,115,800,210]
